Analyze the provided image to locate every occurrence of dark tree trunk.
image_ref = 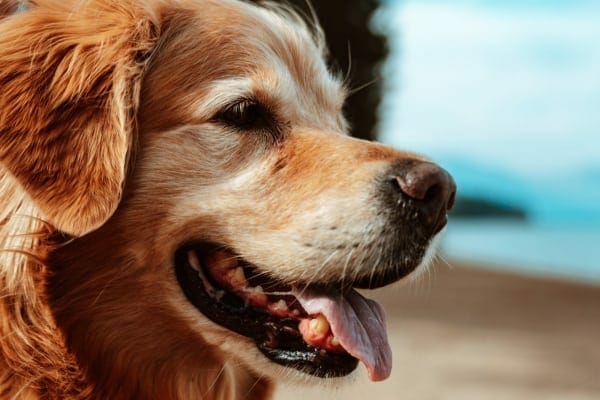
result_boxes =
[275,0,388,141]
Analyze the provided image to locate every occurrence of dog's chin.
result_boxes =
[173,237,438,381]
[406,233,443,285]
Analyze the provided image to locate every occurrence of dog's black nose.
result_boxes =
[388,160,456,234]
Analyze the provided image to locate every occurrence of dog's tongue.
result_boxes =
[294,288,392,381]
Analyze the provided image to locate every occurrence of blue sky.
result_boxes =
[374,0,600,224]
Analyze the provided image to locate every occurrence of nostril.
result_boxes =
[389,161,456,213]
[390,175,402,193]
[447,190,456,211]
[394,164,445,203]
[423,183,441,204]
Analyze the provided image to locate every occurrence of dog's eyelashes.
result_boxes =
[217,99,276,133]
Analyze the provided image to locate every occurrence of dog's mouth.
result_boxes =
[174,245,392,381]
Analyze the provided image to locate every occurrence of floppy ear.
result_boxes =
[0,0,159,236]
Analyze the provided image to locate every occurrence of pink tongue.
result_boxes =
[293,288,392,381]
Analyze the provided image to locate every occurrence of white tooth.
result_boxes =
[249,285,267,304]
[230,267,246,286]
[252,285,264,295]
[309,314,330,335]
[331,336,340,347]
[187,251,202,272]
[274,299,288,311]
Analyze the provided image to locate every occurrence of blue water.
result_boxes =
[374,0,600,283]
[442,220,600,285]
[438,157,600,226]
[375,0,600,223]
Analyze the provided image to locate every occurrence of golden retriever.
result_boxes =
[0,0,456,398]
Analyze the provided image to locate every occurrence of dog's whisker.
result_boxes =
[347,77,380,98]
[341,247,355,291]
[438,254,454,270]
[367,244,384,289]
[344,41,353,85]
[260,290,294,297]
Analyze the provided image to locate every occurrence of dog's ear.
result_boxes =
[0,0,160,236]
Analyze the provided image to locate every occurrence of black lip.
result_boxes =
[352,267,415,289]
[174,246,358,378]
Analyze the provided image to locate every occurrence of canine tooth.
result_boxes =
[309,314,329,335]
[331,336,340,347]
[252,285,264,295]
[274,299,288,311]
[187,251,202,272]
[249,285,268,306]
[229,267,246,286]
[251,286,267,301]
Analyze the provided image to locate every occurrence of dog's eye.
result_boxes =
[218,99,274,132]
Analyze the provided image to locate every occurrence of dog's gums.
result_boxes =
[175,246,360,378]
[175,245,394,381]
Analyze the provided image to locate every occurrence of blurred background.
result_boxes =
[277,0,600,399]
[377,0,600,284]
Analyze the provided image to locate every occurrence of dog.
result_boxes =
[0,0,456,398]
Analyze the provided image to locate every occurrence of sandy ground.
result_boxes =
[275,261,600,400]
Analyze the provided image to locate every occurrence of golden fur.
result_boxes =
[0,0,437,398]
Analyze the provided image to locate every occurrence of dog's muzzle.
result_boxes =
[174,159,456,381]
[350,160,456,290]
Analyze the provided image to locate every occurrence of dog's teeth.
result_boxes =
[252,285,264,295]
[248,285,268,306]
[330,336,340,347]
[273,299,288,311]
[229,267,246,286]
[309,314,330,335]
[187,251,202,272]
[250,285,267,300]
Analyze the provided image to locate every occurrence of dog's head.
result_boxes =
[0,0,455,396]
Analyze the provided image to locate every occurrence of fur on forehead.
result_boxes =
[140,0,347,133]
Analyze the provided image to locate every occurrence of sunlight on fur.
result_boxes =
[0,0,455,398]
